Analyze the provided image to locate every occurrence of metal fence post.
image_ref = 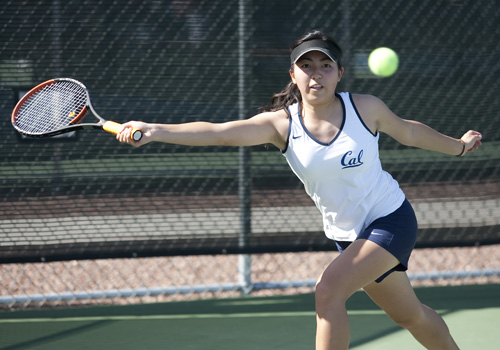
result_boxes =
[238,0,252,295]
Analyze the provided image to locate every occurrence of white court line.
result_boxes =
[0,309,416,323]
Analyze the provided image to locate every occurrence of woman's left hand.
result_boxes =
[460,130,482,154]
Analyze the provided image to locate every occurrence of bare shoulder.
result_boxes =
[351,93,387,111]
[350,94,386,133]
[250,109,290,150]
[252,108,289,130]
[350,93,397,133]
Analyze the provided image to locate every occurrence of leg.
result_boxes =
[315,239,399,350]
[363,271,459,349]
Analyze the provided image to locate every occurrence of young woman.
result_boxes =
[117,30,482,350]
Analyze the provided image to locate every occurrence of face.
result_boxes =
[290,51,344,103]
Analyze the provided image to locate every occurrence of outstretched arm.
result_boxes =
[116,110,289,150]
[355,94,482,156]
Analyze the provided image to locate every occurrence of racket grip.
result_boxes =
[103,121,143,142]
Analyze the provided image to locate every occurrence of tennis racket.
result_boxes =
[11,78,142,141]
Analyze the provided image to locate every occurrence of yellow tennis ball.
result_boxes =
[368,47,399,77]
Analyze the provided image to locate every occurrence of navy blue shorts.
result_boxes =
[335,199,418,283]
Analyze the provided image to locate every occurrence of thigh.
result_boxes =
[317,239,400,299]
[363,271,423,323]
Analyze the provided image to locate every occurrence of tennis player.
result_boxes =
[117,30,482,350]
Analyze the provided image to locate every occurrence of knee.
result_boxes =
[390,303,427,330]
[314,278,330,305]
[314,276,349,310]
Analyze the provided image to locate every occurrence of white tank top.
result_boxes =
[282,92,405,241]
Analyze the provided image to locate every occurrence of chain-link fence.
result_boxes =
[1,0,499,308]
[1,247,499,309]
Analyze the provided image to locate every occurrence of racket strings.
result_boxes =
[14,81,88,134]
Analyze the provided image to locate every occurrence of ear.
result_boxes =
[338,67,344,82]
[289,68,297,84]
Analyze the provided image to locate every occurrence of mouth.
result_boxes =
[310,84,323,91]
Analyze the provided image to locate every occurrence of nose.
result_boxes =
[311,68,322,80]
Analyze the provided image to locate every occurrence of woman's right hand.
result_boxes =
[117,121,153,147]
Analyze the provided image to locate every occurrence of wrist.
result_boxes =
[456,139,466,157]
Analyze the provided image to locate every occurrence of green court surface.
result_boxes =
[0,284,498,349]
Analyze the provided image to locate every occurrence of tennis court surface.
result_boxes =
[0,284,498,349]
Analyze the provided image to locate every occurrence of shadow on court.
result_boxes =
[0,320,115,350]
[0,284,498,349]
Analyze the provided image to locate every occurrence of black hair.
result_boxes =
[258,30,343,114]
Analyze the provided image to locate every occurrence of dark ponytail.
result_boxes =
[258,81,301,114]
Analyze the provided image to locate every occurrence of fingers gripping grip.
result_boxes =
[103,121,143,142]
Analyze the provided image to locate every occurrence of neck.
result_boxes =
[301,94,338,121]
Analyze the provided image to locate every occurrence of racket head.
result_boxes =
[11,78,99,138]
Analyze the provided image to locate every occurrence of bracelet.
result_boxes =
[456,139,466,157]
